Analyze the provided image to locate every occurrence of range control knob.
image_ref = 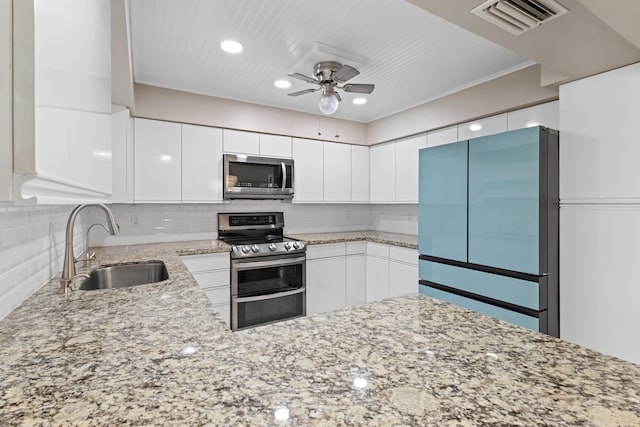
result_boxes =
[293,241,303,250]
[284,242,292,250]
[241,246,250,254]
[268,243,277,251]
[251,244,260,253]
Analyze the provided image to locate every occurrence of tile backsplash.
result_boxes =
[0,201,417,321]
[0,205,88,320]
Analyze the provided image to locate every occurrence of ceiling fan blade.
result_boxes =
[334,65,360,83]
[287,88,317,97]
[288,73,318,84]
[342,83,375,94]
[334,91,342,102]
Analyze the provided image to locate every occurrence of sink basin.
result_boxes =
[79,261,169,291]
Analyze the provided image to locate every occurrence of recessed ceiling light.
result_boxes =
[352,97,367,105]
[274,80,291,89]
[469,123,483,131]
[220,40,243,54]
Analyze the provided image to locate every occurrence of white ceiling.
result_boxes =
[129,0,534,123]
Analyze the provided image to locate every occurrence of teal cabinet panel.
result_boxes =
[419,260,542,310]
[419,285,539,331]
[468,127,540,274]
[418,141,468,262]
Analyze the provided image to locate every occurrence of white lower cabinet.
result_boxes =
[181,253,231,327]
[388,246,419,297]
[366,243,390,302]
[306,243,347,315]
[345,242,367,306]
[366,243,418,302]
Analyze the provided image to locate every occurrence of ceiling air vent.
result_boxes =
[471,0,568,35]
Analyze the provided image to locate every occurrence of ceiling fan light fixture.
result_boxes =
[352,97,367,105]
[220,40,243,54]
[318,92,339,115]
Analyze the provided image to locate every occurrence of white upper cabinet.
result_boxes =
[427,125,458,148]
[259,134,292,158]
[351,145,369,203]
[292,138,324,202]
[560,63,640,201]
[395,135,426,203]
[458,113,508,141]
[370,142,396,202]
[111,107,133,204]
[507,101,559,131]
[323,142,351,202]
[134,119,182,202]
[182,124,223,202]
[12,0,112,204]
[223,129,260,155]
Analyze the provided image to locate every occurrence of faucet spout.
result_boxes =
[60,204,119,293]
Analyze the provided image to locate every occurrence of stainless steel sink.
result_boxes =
[79,261,169,291]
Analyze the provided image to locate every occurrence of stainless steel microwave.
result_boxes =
[223,154,294,200]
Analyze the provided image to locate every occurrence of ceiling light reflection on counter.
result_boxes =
[181,346,197,355]
[220,40,243,54]
[274,407,290,421]
[353,377,368,388]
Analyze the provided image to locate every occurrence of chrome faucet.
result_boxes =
[60,204,119,294]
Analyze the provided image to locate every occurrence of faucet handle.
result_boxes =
[75,251,97,268]
[61,273,90,296]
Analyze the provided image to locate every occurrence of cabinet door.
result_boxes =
[395,135,426,202]
[223,129,259,155]
[351,145,369,202]
[507,101,559,131]
[259,134,292,157]
[427,125,458,148]
[419,141,468,262]
[134,118,182,202]
[369,143,395,202]
[182,124,223,202]
[323,142,351,202]
[389,261,418,297]
[366,255,389,303]
[292,138,324,202]
[458,114,508,141]
[468,127,540,274]
[346,255,366,307]
[306,257,346,315]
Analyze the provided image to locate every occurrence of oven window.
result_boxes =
[236,264,303,298]
[235,291,305,330]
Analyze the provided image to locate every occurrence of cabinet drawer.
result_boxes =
[346,242,367,255]
[419,284,540,332]
[307,243,346,259]
[191,271,229,289]
[389,246,418,266]
[366,242,389,258]
[419,260,543,310]
[181,253,229,272]
[203,286,230,305]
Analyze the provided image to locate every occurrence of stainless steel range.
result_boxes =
[218,212,306,331]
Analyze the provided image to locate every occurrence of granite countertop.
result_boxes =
[1,239,639,425]
[287,230,418,249]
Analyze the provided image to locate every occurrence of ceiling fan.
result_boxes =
[287,61,375,115]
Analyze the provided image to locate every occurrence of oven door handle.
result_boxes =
[234,255,306,270]
[235,286,306,303]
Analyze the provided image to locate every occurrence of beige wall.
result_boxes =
[366,65,558,145]
[133,65,558,147]
[134,84,367,145]
[1,0,12,200]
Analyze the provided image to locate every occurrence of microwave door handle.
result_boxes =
[281,161,287,190]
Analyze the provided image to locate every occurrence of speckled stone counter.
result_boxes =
[288,230,418,249]
[1,239,639,426]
